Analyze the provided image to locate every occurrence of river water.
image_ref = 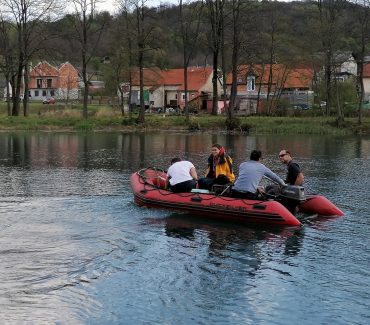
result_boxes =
[0,132,369,324]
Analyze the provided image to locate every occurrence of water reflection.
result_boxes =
[153,213,304,267]
[0,132,369,324]
[0,132,369,173]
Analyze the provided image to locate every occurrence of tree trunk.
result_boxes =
[82,55,89,119]
[358,61,364,125]
[12,60,23,116]
[228,0,241,121]
[220,12,229,120]
[6,75,11,116]
[212,51,219,115]
[138,53,145,123]
[324,50,332,116]
[184,65,189,121]
[23,61,29,117]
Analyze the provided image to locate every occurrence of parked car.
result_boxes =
[292,104,310,110]
[43,97,56,104]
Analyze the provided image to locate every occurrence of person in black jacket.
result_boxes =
[278,150,304,185]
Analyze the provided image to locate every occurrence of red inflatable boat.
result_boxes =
[130,168,344,227]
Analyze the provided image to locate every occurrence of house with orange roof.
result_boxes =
[128,66,218,111]
[226,64,314,114]
[28,61,80,101]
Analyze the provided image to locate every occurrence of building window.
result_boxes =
[47,79,52,88]
[37,79,42,88]
[35,90,39,97]
[182,93,185,100]
[50,90,55,96]
[42,90,47,96]
[175,94,177,99]
[247,76,255,91]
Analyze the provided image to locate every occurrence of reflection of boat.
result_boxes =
[130,168,344,227]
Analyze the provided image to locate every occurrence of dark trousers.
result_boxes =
[197,177,214,190]
[169,179,196,193]
[231,189,257,200]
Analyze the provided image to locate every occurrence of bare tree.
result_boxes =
[178,0,203,121]
[1,0,60,116]
[0,14,15,116]
[352,0,370,125]
[129,0,159,123]
[103,14,130,116]
[206,0,224,116]
[227,0,243,121]
[68,0,106,119]
[120,0,135,119]
[317,0,346,120]
[262,0,280,115]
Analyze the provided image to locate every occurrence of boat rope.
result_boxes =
[136,167,267,206]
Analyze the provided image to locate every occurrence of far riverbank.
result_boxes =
[1,107,369,135]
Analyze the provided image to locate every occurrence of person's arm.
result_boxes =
[265,168,286,186]
[166,167,172,189]
[294,172,304,186]
[190,167,198,180]
[225,156,235,182]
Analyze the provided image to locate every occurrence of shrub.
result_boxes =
[225,117,241,130]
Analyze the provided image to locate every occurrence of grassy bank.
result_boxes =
[0,104,369,135]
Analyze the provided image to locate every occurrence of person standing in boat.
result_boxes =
[166,157,198,193]
[278,149,304,185]
[232,150,286,199]
[198,143,235,190]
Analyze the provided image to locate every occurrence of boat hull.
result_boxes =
[298,194,344,216]
[131,169,301,227]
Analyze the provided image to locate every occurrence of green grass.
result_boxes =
[0,103,369,135]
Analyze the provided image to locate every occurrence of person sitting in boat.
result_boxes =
[198,143,235,190]
[166,157,198,193]
[278,149,304,186]
[232,150,286,200]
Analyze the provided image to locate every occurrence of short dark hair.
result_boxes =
[212,143,222,149]
[250,150,262,161]
[170,157,181,164]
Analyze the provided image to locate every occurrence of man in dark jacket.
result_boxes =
[278,150,304,185]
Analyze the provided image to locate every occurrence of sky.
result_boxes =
[96,0,178,14]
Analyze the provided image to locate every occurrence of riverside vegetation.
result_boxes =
[0,104,369,135]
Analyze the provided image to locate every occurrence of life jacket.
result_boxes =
[206,154,235,183]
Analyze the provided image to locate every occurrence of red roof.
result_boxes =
[29,61,59,77]
[130,67,213,91]
[226,64,313,89]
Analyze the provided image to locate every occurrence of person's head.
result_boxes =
[250,150,262,161]
[279,150,292,164]
[211,144,225,157]
[170,157,182,165]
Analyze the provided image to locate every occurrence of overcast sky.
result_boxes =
[96,0,178,13]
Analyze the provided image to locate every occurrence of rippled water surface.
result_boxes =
[0,132,369,324]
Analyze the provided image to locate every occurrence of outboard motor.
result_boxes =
[279,185,306,201]
[277,185,306,214]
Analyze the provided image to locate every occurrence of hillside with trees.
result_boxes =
[0,0,369,125]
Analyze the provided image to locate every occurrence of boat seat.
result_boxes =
[211,184,233,196]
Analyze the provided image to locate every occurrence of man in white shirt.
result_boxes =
[167,157,198,193]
